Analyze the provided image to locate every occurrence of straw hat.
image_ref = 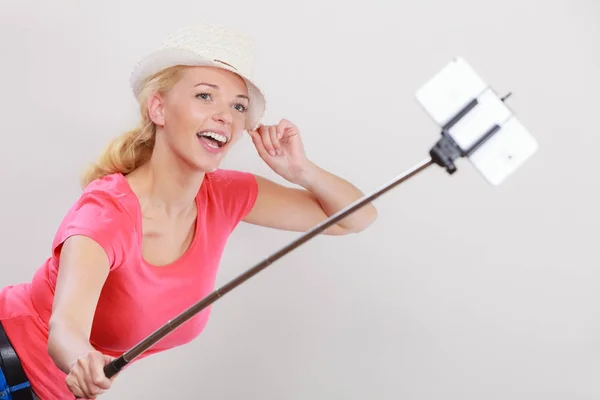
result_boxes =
[129,24,266,130]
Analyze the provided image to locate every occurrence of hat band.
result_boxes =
[214,59,237,71]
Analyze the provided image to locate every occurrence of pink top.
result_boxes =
[0,169,258,399]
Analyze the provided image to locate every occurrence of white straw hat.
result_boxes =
[129,24,266,130]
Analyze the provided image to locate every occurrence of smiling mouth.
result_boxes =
[197,131,228,148]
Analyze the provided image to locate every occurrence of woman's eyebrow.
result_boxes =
[194,82,217,89]
[195,82,248,100]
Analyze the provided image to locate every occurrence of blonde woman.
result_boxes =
[0,25,377,399]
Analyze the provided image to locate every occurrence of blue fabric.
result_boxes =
[0,367,8,400]
[0,366,33,399]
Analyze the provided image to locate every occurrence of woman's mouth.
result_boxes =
[197,131,228,152]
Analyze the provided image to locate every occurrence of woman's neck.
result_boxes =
[126,152,204,219]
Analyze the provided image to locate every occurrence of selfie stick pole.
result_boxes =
[103,91,507,379]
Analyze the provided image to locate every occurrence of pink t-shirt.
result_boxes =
[0,169,258,399]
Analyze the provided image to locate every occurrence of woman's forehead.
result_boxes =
[180,66,248,93]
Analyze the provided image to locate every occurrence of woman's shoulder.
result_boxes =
[204,168,259,224]
[205,168,258,196]
[82,172,133,199]
[68,173,138,226]
[51,173,138,267]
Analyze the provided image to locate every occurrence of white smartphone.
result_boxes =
[415,57,539,186]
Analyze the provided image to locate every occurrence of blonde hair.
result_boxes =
[79,65,187,188]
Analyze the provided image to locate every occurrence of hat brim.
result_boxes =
[129,47,266,130]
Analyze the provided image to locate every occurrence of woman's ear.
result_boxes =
[147,93,165,126]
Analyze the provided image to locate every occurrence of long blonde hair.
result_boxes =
[79,65,187,188]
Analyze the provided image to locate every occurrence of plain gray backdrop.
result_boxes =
[1,0,599,399]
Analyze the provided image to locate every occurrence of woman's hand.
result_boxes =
[66,349,115,399]
[248,119,313,185]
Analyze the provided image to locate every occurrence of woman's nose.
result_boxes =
[212,108,233,125]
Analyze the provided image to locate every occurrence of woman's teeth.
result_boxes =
[198,131,227,147]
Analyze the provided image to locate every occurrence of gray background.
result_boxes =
[1,0,599,399]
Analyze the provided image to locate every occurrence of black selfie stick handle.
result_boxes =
[102,157,435,379]
[104,358,125,378]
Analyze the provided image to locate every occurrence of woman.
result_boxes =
[0,25,377,399]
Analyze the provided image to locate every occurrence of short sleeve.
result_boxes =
[51,190,135,271]
[208,169,258,226]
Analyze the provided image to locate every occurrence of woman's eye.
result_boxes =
[233,103,248,113]
[196,93,211,100]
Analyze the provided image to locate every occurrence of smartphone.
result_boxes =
[415,57,538,186]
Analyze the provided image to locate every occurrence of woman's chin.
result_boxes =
[189,155,224,174]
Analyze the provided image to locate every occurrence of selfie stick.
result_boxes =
[103,57,539,379]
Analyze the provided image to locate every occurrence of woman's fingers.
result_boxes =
[259,125,276,156]
[66,350,113,399]
[268,125,281,155]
